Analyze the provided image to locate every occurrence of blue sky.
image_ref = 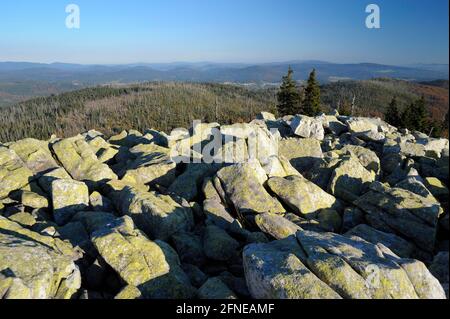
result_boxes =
[0,0,448,65]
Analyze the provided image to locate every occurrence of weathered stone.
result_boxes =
[51,136,117,188]
[89,191,114,212]
[429,252,449,298]
[290,115,325,140]
[203,225,240,261]
[8,138,59,175]
[0,147,34,199]
[116,187,194,241]
[243,237,341,299]
[38,167,72,195]
[345,224,415,258]
[267,175,340,219]
[51,179,89,226]
[338,145,380,174]
[279,138,323,173]
[424,177,449,199]
[86,135,119,163]
[0,217,81,299]
[217,163,285,215]
[255,213,301,240]
[108,130,152,148]
[92,216,195,299]
[328,155,376,202]
[316,209,342,233]
[121,144,176,187]
[354,182,443,252]
[171,231,206,266]
[256,112,276,121]
[168,163,221,201]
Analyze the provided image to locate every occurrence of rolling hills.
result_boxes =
[0,61,448,107]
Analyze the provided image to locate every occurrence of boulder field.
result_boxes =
[0,112,448,299]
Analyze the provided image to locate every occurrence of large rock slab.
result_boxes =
[290,115,325,140]
[8,138,59,176]
[51,179,89,226]
[328,155,376,202]
[115,187,194,241]
[0,147,34,199]
[0,217,81,299]
[121,144,176,187]
[91,216,195,299]
[243,237,342,299]
[217,163,285,216]
[345,224,416,258]
[267,175,340,219]
[168,163,221,201]
[354,182,443,252]
[278,138,323,173]
[51,136,117,188]
[243,230,446,299]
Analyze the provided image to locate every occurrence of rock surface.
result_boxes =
[0,112,448,299]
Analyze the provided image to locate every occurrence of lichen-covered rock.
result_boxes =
[89,191,114,212]
[255,213,301,240]
[203,225,240,261]
[345,224,416,258]
[85,135,119,163]
[338,145,380,174]
[168,163,221,201]
[116,187,194,241]
[12,190,48,209]
[354,182,443,252]
[328,155,376,202]
[217,163,285,216]
[51,179,89,226]
[243,229,446,299]
[0,217,81,299]
[243,237,342,299]
[267,175,340,219]
[51,136,117,188]
[290,115,325,140]
[8,138,59,176]
[0,147,34,199]
[92,216,195,299]
[279,138,323,173]
[171,231,206,266]
[120,144,176,187]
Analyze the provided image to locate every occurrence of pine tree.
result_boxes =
[385,97,401,127]
[402,96,428,132]
[303,69,321,116]
[276,67,301,116]
[339,98,352,116]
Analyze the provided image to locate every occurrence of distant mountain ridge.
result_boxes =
[1,60,448,84]
[0,60,448,107]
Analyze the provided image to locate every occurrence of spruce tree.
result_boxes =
[402,96,428,132]
[385,97,401,127]
[303,69,321,116]
[339,98,352,116]
[276,67,301,116]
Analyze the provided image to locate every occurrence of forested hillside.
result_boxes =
[0,82,277,142]
[1,78,448,142]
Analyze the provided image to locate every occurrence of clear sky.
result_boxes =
[0,0,448,65]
